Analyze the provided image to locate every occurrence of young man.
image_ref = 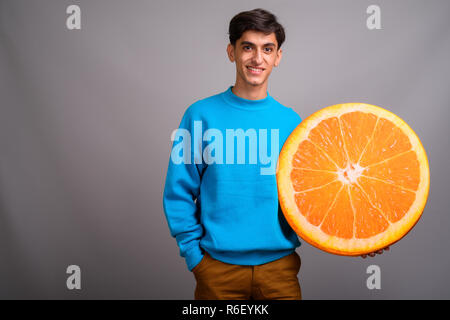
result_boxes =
[163,8,302,300]
[163,8,389,300]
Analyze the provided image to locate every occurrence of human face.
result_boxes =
[227,30,282,87]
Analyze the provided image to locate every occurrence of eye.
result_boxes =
[243,46,252,51]
[264,47,273,53]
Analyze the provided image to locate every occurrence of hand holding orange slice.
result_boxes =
[277,103,430,256]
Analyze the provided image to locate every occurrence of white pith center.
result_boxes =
[337,163,366,184]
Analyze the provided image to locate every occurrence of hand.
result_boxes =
[361,246,390,258]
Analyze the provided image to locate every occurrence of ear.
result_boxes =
[227,43,235,62]
[274,48,283,67]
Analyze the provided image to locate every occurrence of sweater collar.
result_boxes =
[221,86,274,110]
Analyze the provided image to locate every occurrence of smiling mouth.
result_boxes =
[246,66,265,74]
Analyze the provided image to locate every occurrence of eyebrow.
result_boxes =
[240,41,276,48]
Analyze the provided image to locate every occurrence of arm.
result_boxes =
[162,109,206,271]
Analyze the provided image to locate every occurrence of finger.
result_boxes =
[384,246,390,251]
[369,252,376,257]
[361,254,367,259]
[376,249,383,254]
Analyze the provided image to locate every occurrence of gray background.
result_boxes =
[1,0,449,299]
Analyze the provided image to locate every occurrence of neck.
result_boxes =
[231,77,268,100]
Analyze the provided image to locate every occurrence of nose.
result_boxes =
[252,48,263,65]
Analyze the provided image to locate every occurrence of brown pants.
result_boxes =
[192,251,302,300]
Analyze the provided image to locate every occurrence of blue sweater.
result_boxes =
[163,86,302,271]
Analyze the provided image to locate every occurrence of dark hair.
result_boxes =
[228,8,286,49]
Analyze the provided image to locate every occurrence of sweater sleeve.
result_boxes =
[162,107,206,271]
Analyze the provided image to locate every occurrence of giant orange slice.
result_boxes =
[277,103,430,256]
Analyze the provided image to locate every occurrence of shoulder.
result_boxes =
[183,90,223,118]
[271,97,302,125]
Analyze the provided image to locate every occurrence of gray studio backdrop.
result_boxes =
[1,0,449,299]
